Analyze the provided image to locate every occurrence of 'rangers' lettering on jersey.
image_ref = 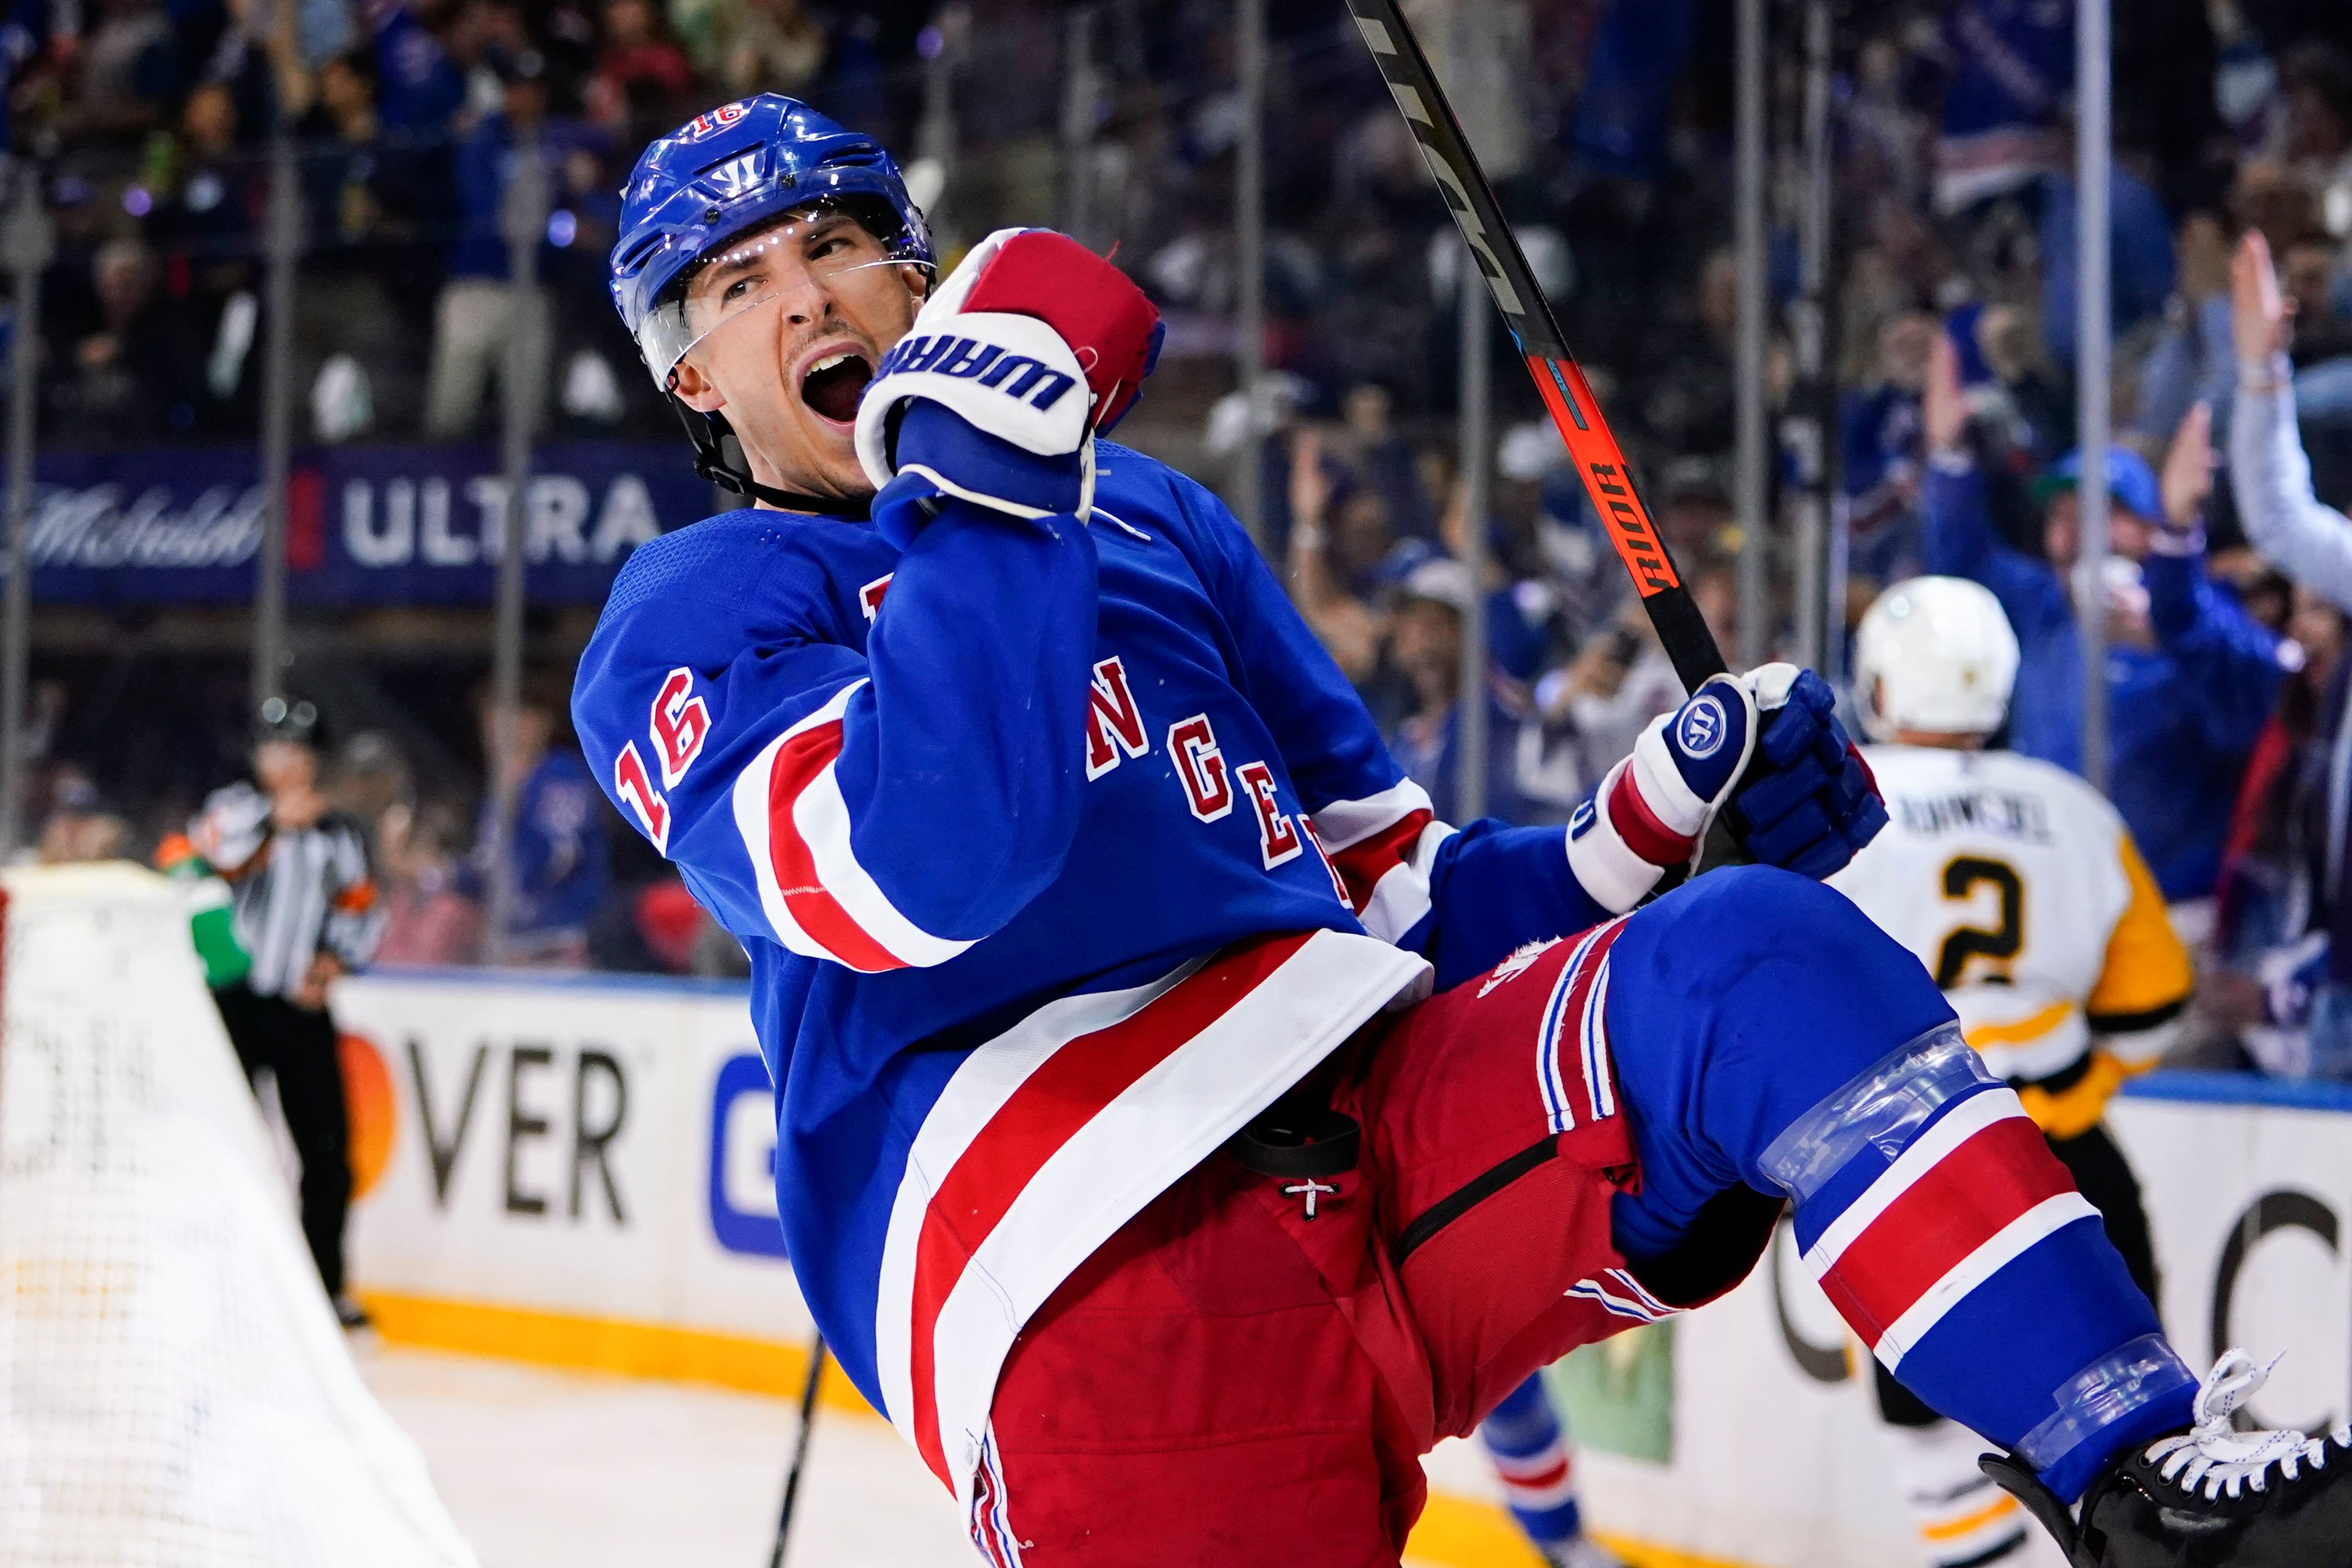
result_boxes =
[572,445,1616,1508]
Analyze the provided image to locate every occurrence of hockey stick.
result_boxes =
[1343,0,1727,693]
[766,1332,827,1568]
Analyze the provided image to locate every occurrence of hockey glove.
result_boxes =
[1567,671,1761,913]
[1724,666,1888,881]
[855,227,1165,551]
[1566,665,1887,911]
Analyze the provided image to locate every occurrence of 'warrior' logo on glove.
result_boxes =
[873,332,1080,413]
[1675,695,1728,759]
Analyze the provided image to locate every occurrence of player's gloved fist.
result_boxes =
[855,227,1165,549]
[1723,665,1888,880]
[1567,671,1760,913]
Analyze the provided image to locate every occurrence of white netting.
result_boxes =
[0,862,477,1568]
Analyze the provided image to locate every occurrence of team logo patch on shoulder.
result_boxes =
[1675,695,1727,758]
[1480,937,1561,998]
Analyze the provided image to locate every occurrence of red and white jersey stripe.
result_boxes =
[1307,778,1456,946]
[1801,1088,2097,1371]
[729,680,978,973]
[871,927,1430,1508]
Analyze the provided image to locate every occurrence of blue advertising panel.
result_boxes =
[13,441,713,605]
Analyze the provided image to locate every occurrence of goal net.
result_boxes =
[0,862,477,1567]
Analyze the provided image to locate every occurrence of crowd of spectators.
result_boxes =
[16,0,2352,1076]
[1182,0,2352,1084]
[4,0,938,443]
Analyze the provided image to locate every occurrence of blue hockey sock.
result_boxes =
[1758,1027,2196,1502]
[1479,1374,1585,1547]
[1599,870,2197,1507]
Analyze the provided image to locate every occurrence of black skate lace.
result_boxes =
[2145,1351,2352,1499]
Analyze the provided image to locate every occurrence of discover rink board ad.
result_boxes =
[338,969,2352,1567]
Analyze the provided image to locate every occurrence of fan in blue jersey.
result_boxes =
[573,94,2352,1568]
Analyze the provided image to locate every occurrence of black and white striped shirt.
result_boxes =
[192,784,386,998]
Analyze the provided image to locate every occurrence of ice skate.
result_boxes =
[1986,1351,2352,1567]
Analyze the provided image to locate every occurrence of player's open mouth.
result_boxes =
[800,350,873,427]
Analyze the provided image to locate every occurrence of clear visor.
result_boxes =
[636,206,927,388]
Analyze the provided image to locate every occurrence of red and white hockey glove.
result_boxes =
[854,227,1164,548]
[1567,665,1887,913]
[1568,671,1762,913]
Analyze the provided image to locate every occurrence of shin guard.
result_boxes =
[1759,1025,2196,1502]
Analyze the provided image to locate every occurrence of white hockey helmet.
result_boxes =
[1853,576,2020,742]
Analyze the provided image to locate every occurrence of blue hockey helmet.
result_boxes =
[611,94,933,389]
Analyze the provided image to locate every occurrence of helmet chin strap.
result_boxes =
[672,398,873,519]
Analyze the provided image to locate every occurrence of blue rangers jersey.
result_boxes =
[571,443,1612,1509]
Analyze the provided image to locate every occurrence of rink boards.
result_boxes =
[339,968,821,1398]
[336,968,2352,1568]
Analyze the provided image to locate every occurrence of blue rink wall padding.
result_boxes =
[365,964,2352,1116]
[2118,1069,2352,1113]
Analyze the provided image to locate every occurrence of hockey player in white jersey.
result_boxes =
[1831,576,2196,1568]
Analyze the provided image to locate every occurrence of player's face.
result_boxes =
[668,210,928,505]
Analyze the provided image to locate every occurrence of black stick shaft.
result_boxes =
[1343,0,1727,692]
[767,1333,826,1568]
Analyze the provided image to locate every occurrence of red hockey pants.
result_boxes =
[978,929,1771,1567]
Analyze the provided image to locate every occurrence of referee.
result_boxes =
[191,697,385,1327]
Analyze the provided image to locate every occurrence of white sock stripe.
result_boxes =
[1488,1446,1572,1482]
[1499,1473,1581,1512]
[1876,1194,2101,1370]
[1803,1089,2029,1278]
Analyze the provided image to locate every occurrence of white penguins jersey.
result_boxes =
[1830,744,2193,1137]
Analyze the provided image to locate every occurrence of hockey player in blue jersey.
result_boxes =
[574,94,2352,1567]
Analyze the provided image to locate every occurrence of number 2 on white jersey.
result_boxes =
[1935,855,2022,987]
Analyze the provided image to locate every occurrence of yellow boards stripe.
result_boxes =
[354,1289,878,1417]
[1403,1489,1757,1568]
